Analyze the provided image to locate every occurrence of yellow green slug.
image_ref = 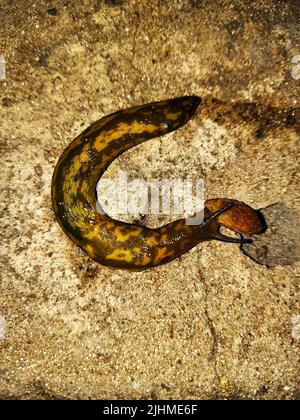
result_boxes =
[51,96,264,270]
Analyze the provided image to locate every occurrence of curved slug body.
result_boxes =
[52,96,264,270]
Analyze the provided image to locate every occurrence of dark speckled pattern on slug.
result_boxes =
[51,96,265,270]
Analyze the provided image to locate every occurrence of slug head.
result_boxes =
[203,199,266,243]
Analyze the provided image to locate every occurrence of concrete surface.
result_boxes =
[0,0,299,399]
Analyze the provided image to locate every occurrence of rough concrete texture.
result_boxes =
[0,0,299,399]
[242,203,300,268]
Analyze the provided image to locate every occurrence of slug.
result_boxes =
[51,96,264,270]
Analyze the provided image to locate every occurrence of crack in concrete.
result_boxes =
[201,277,220,386]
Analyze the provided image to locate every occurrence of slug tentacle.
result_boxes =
[211,232,252,244]
[52,96,264,270]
